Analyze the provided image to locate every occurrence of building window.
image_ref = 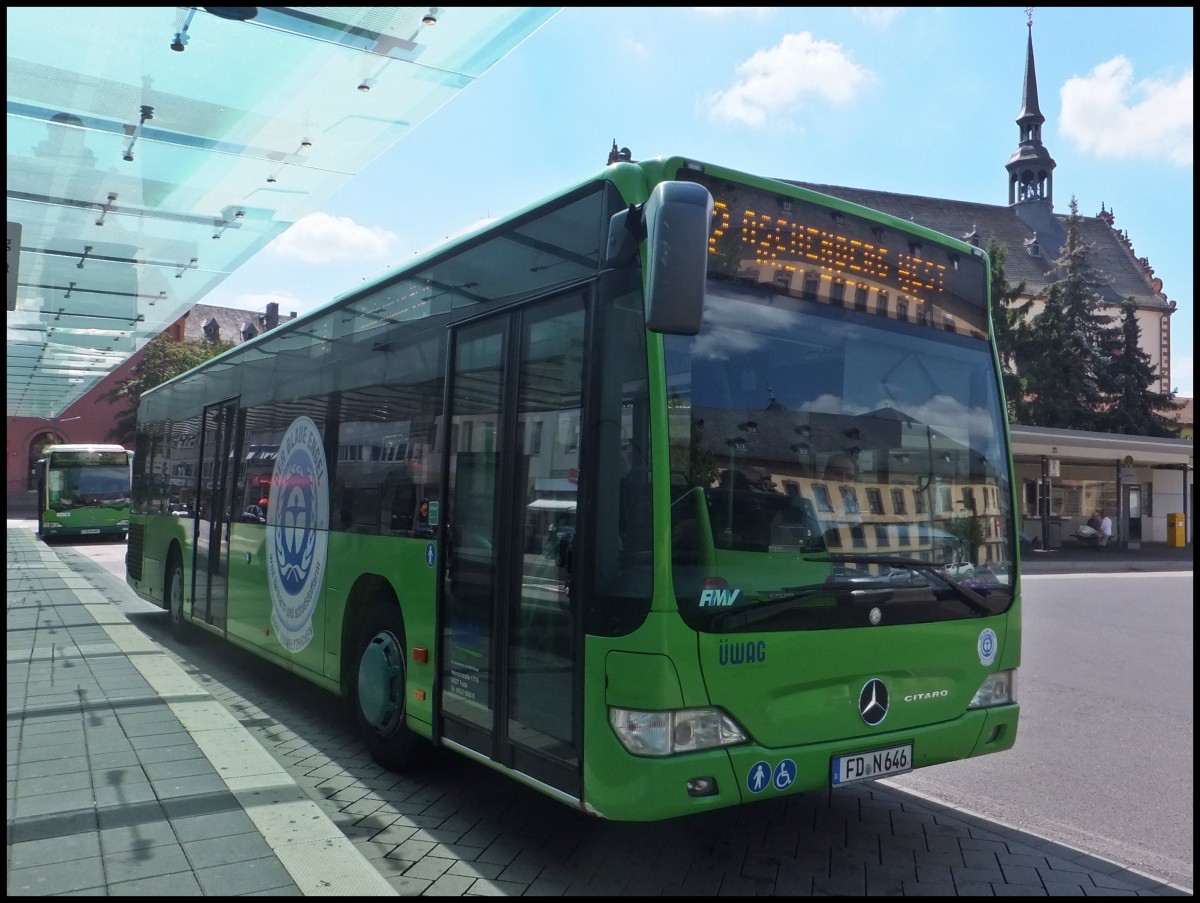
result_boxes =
[840,486,860,514]
[914,489,927,514]
[876,291,889,316]
[813,485,833,512]
[854,284,868,312]
[825,526,842,548]
[897,298,909,322]
[802,273,819,301]
[874,524,890,547]
[866,487,884,514]
[891,488,906,515]
[850,524,866,548]
[897,525,911,547]
[831,279,846,307]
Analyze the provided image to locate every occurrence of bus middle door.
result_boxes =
[440,294,585,799]
[192,398,240,632]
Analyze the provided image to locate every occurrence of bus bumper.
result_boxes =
[583,704,1018,821]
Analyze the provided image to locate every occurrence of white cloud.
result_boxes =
[704,32,874,127]
[269,212,398,264]
[1060,57,1193,166]
[850,7,901,28]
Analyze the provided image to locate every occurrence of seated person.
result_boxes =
[1098,511,1113,547]
[1087,511,1102,532]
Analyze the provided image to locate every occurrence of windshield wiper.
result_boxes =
[805,554,992,615]
[700,583,890,630]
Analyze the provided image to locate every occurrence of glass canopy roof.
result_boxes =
[6,6,558,419]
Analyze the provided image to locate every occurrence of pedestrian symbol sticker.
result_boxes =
[426,542,436,568]
[747,759,796,794]
[747,760,771,794]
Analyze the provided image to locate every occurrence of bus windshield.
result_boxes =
[46,453,131,510]
[665,277,1014,632]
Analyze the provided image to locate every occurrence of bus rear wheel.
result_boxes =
[353,601,428,771]
[166,551,191,643]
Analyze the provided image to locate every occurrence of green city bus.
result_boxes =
[126,155,1020,821]
[37,443,133,541]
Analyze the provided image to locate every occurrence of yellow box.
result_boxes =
[1166,513,1186,547]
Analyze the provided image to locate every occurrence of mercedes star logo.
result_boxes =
[859,678,889,726]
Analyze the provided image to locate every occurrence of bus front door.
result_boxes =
[192,399,239,632]
[441,294,586,799]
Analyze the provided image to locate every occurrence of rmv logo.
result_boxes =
[699,588,742,607]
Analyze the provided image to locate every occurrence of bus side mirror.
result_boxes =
[643,181,713,336]
[606,181,714,336]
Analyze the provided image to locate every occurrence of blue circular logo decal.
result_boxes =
[978,627,998,666]
[267,417,328,652]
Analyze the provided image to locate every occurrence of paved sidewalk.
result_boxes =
[1020,539,1192,575]
[6,527,394,896]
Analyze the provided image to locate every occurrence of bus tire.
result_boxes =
[166,550,191,644]
[352,600,428,771]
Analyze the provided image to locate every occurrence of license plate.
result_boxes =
[81,529,100,535]
[832,743,912,785]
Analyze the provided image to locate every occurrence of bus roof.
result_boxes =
[42,444,129,454]
[139,154,984,409]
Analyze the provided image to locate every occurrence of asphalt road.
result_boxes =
[887,570,1194,889]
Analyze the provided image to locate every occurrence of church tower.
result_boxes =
[1006,11,1056,209]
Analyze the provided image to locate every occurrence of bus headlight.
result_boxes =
[968,669,1017,708]
[609,707,747,757]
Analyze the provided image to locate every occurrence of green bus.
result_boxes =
[127,155,1019,821]
[37,443,133,541]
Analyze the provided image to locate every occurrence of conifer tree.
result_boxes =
[1103,298,1184,437]
[1017,197,1121,430]
[986,238,1032,423]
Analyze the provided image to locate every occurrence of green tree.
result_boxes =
[1017,197,1121,430]
[103,334,233,445]
[1103,299,1184,437]
[986,238,1032,423]
[945,514,986,566]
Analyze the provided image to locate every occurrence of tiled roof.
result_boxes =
[181,303,297,345]
[783,182,1171,311]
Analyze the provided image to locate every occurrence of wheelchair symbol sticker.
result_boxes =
[773,758,796,790]
[747,758,797,794]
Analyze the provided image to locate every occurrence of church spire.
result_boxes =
[1006,9,1056,207]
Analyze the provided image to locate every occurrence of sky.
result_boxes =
[203,6,1194,397]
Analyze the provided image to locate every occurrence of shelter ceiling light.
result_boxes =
[170,8,196,51]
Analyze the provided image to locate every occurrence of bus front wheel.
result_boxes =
[353,601,427,771]
[166,552,191,644]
